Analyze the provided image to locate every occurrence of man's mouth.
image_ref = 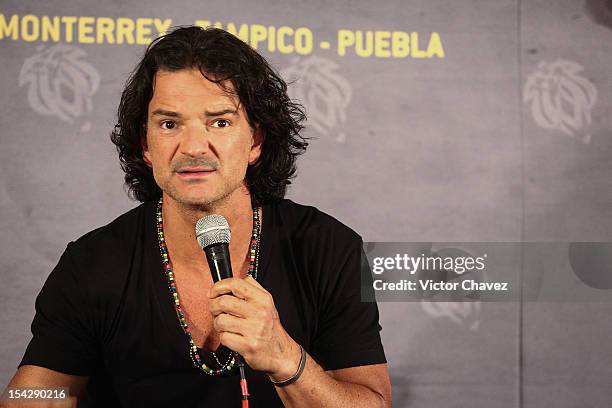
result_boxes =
[176,167,216,178]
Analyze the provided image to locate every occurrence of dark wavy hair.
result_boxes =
[110,26,307,204]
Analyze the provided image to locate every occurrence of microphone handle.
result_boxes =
[204,243,233,282]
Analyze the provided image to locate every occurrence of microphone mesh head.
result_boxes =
[195,215,231,249]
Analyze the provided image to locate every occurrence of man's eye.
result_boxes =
[212,119,230,128]
[160,120,176,130]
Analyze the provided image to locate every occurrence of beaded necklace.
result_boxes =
[155,197,261,375]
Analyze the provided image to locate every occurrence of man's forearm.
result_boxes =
[272,354,389,408]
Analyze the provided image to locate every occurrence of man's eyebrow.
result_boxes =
[204,108,239,117]
[150,108,239,118]
[151,109,181,118]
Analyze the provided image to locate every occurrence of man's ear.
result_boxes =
[142,135,152,168]
[248,125,263,165]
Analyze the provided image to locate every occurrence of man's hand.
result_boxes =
[209,275,391,407]
[208,275,301,381]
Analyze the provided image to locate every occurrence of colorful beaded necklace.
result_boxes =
[155,197,262,375]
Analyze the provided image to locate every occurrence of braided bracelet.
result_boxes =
[271,345,307,387]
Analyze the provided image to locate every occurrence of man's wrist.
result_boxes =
[269,344,306,387]
[268,340,303,383]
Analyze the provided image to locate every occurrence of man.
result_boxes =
[4,26,391,407]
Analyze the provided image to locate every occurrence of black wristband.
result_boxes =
[271,345,306,387]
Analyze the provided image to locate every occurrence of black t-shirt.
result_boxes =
[20,199,385,407]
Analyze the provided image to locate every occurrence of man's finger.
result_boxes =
[209,276,268,301]
[213,313,251,335]
[218,331,250,356]
[209,294,252,317]
[243,274,267,291]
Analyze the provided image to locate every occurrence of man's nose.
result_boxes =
[180,123,210,157]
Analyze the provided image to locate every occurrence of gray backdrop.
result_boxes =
[1,0,611,406]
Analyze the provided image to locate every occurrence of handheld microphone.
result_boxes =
[195,214,233,282]
[195,214,250,405]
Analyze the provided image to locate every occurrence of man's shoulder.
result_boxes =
[45,202,152,298]
[67,202,150,259]
[270,199,361,244]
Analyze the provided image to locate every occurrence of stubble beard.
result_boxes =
[159,174,249,213]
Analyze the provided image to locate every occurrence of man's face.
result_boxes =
[144,69,261,209]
